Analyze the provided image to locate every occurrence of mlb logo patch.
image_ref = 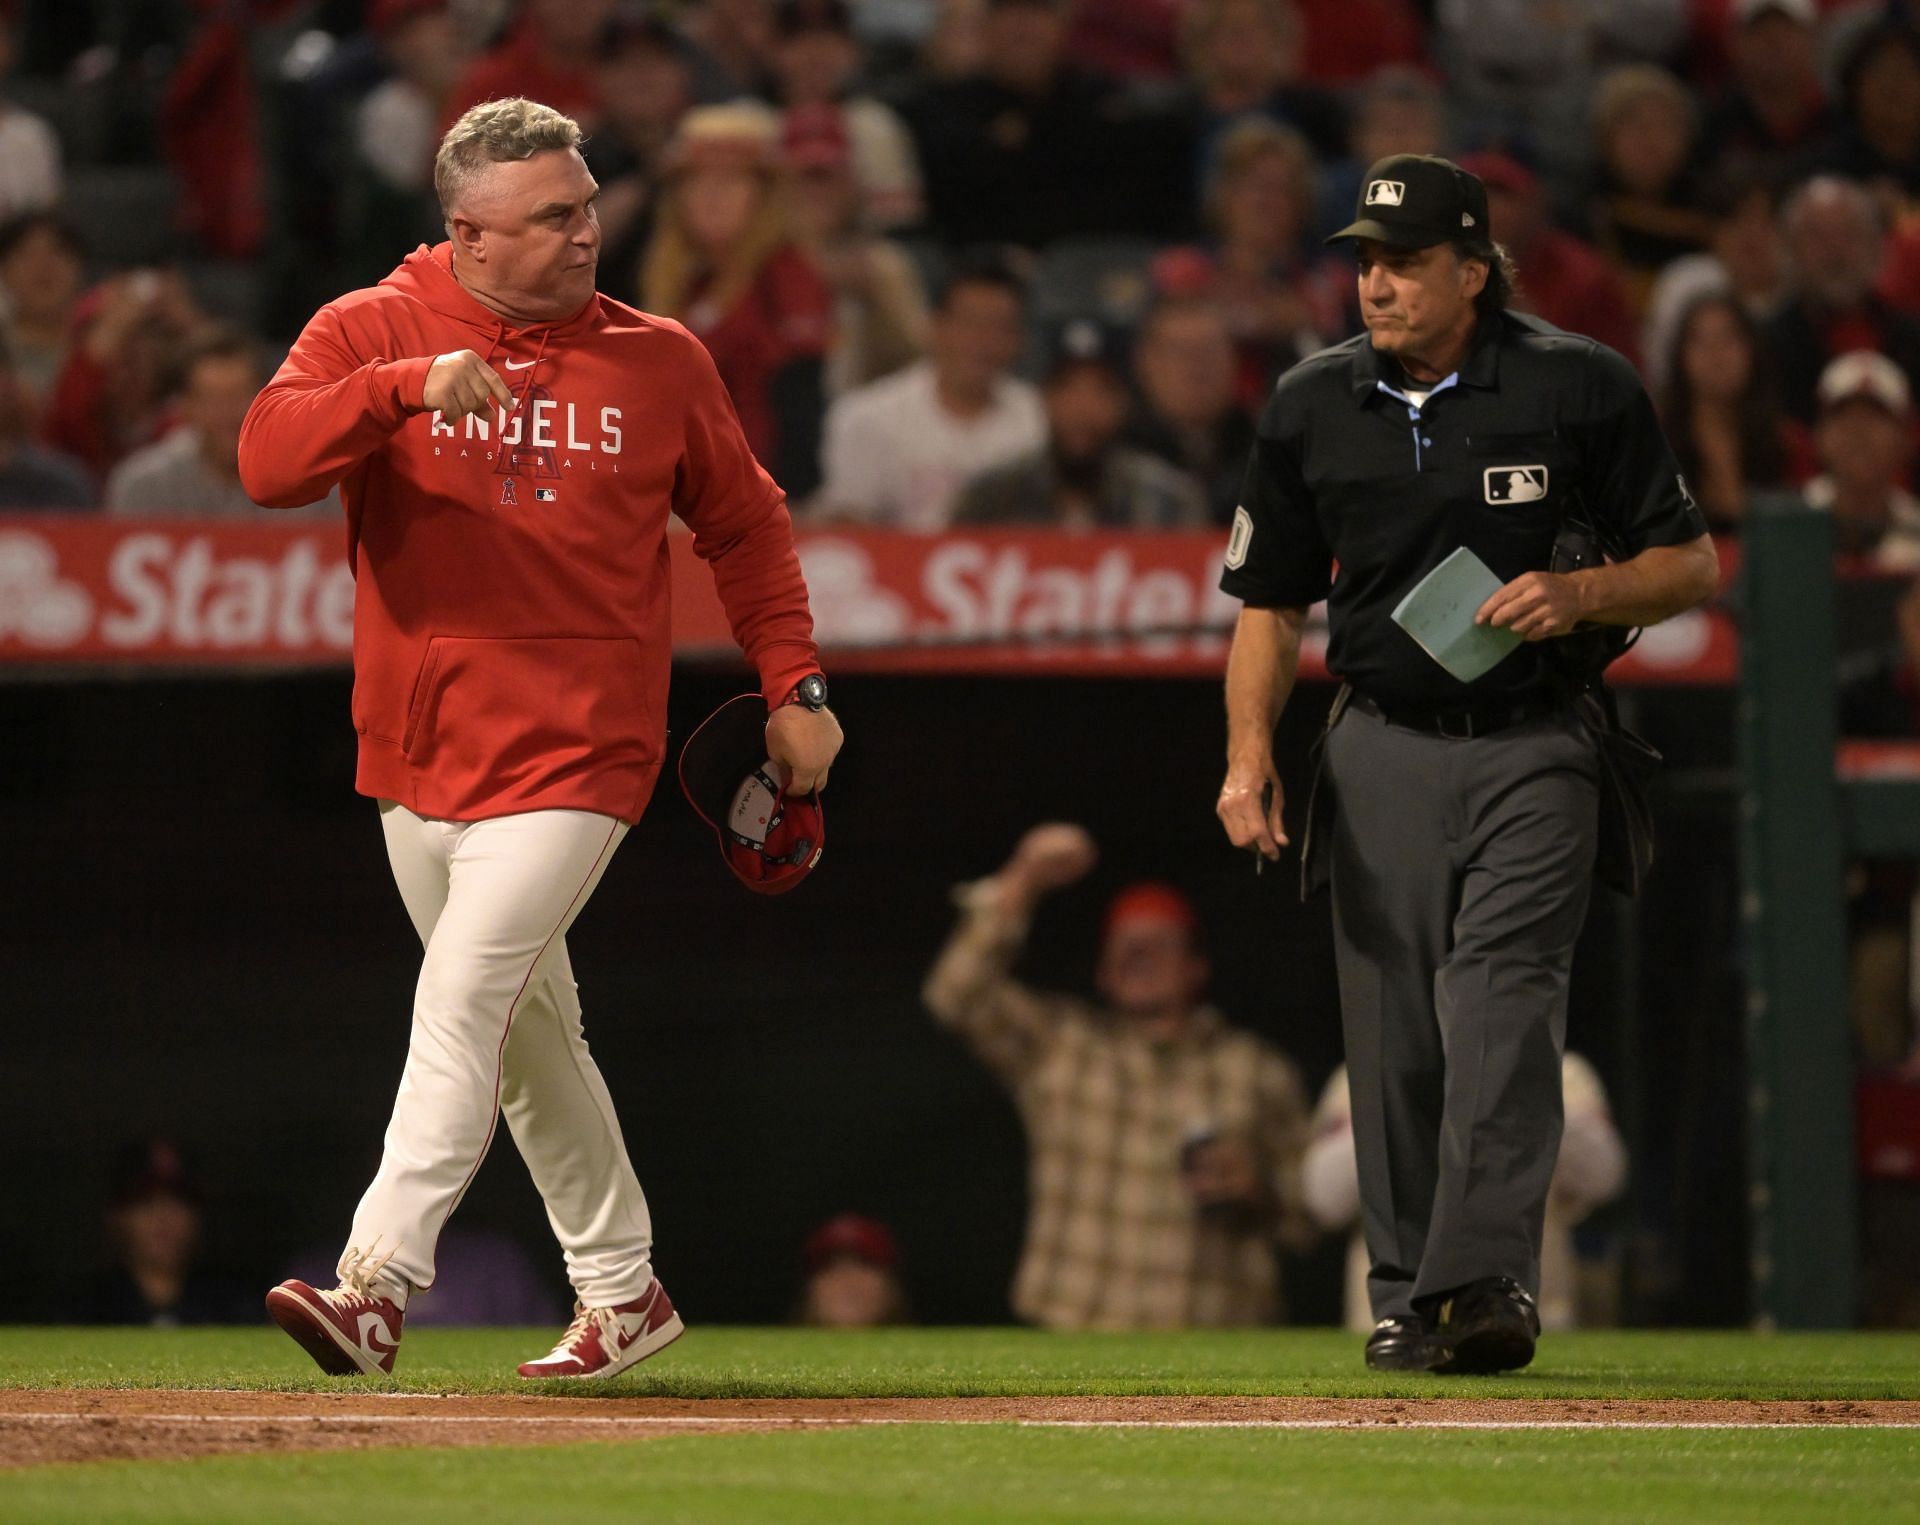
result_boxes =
[1366,179,1406,206]
[1484,465,1549,504]
[535,487,557,502]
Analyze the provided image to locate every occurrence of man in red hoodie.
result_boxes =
[241,97,841,1382]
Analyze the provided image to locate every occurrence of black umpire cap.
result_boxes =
[1327,154,1491,249]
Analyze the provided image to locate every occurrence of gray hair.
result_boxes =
[1782,174,1882,239]
[433,98,584,227]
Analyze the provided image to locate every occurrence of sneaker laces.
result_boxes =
[553,1302,616,1355]
[335,1239,400,1306]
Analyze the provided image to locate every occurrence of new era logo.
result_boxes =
[1484,465,1549,504]
[1366,179,1406,206]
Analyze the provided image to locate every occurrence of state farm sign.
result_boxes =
[0,517,1736,683]
[777,534,1263,672]
[0,523,355,662]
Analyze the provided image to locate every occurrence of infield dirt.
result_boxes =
[4,1389,1917,1470]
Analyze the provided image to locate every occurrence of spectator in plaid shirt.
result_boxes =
[924,822,1314,1329]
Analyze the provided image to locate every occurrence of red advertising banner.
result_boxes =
[0,516,1738,684]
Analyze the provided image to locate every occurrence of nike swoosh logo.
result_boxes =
[357,1312,397,1353]
[610,1306,648,1344]
[503,359,541,371]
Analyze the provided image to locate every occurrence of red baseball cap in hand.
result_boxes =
[678,695,825,894]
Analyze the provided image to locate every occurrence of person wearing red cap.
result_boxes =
[783,103,931,398]
[769,0,925,232]
[923,823,1313,1329]
[795,1213,911,1326]
[241,97,840,1383]
[75,1138,251,1326]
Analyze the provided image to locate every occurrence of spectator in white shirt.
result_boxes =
[814,248,1044,529]
[0,15,60,219]
[1304,1054,1627,1333]
[106,327,333,519]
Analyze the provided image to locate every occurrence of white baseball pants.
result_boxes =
[342,801,656,1310]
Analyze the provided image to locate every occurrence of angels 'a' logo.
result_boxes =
[494,382,562,480]
[500,477,520,507]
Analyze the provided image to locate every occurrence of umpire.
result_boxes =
[1215,155,1718,1373]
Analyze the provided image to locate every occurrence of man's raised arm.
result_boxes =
[239,306,510,509]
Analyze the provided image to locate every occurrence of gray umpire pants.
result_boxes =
[1324,701,1600,1322]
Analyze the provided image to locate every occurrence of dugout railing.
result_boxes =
[1737,502,1917,1328]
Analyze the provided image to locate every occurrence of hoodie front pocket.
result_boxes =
[401,635,653,780]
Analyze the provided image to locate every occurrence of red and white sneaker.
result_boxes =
[517,1278,684,1380]
[265,1243,406,1376]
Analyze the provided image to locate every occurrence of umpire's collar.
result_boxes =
[1350,313,1503,402]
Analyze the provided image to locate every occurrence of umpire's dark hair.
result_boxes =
[934,245,1031,313]
[1454,237,1518,320]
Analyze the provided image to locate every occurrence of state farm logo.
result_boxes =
[797,539,910,646]
[0,531,93,648]
[0,528,357,657]
[786,536,1244,658]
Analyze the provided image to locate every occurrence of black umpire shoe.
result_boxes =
[1432,1277,1540,1375]
[1364,1313,1450,1372]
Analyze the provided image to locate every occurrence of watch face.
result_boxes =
[799,674,828,710]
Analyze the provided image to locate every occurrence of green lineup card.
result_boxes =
[1389,546,1523,684]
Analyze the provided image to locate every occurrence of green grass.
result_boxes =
[3,1425,1918,1525]
[4,1325,1920,1401]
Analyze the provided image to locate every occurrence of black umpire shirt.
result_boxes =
[1219,310,1709,709]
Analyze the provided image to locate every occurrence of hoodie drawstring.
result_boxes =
[487,324,553,477]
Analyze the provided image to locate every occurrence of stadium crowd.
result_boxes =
[0,0,1915,543]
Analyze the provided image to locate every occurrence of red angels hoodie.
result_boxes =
[239,243,819,825]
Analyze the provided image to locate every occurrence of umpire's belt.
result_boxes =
[1349,690,1563,741]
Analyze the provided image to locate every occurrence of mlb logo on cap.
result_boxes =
[678,694,825,895]
[535,487,557,502]
[1329,155,1491,251]
[1484,465,1549,504]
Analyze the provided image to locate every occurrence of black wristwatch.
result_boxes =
[786,673,829,712]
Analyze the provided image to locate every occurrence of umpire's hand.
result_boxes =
[767,704,843,795]
[1476,570,1587,640]
[1218,756,1286,860]
[420,350,514,421]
